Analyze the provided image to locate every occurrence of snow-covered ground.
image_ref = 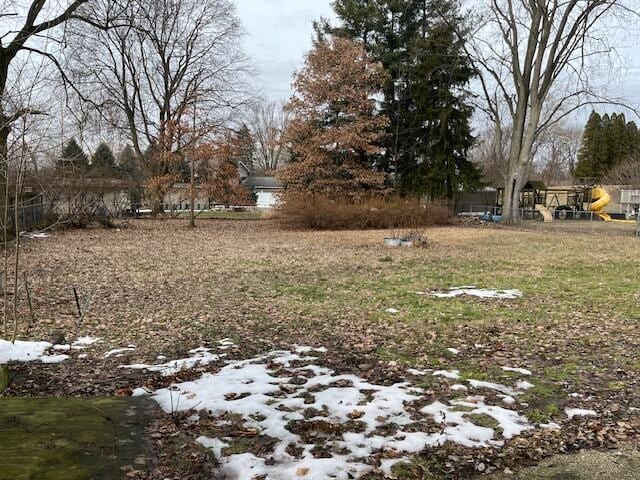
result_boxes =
[413,286,523,300]
[119,347,220,376]
[0,336,101,364]
[136,345,543,479]
[0,339,69,364]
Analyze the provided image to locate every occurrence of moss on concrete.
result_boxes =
[0,397,154,480]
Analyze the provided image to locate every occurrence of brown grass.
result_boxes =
[6,219,640,478]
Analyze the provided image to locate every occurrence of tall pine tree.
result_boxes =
[329,0,480,199]
[575,111,640,180]
[117,144,139,178]
[400,0,479,198]
[58,139,89,171]
[91,142,117,175]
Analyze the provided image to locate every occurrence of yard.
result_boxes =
[2,219,639,479]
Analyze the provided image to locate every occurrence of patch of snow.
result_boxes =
[132,387,152,397]
[386,308,399,314]
[0,339,69,364]
[217,339,235,350]
[120,347,219,376]
[186,414,201,424]
[468,379,519,396]
[451,384,468,391]
[407,368,429,376]
[502,367,532,376]
[515,380,534,390]
[499,395,516,405]
[540,422,561,430]
[434,369,461,379]
[447,347,460,355]
[566,408,597,419]
[72,336,101,347]
[104,347,136,358]
[294,346,327,354]
[53,336,101,352]
[448,399,533,439]
[143,348,534,479]
[23,232,50,239]
[197,436,229,459]
[415,287,523,300]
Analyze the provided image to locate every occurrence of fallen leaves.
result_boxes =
[3,219,640,479]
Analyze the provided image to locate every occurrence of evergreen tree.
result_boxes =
[58,138,89,171]
[117,144,139,178]
[575,111,640,180]
[91,142,117,174]
[117,145,143,212]
[400,0,479,198]
[233,124,255,173]
[328,0,480,198]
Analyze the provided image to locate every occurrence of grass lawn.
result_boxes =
[170,210,265,220]
[4,219,640,479]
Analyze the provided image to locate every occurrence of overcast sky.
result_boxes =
[235,0,639,123]
[235,0,335,102]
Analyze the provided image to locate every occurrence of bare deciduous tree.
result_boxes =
[70,0,251,163]
[249,100,289,174]
[534,125,581,186]
[69,0,252,221]
[0,0,112,189]
[603,156,640,188]
[461,0,637,223]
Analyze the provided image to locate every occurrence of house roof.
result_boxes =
[244,176,283,189]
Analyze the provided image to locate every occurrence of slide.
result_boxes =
[590,186,612,221]
[590,186,635,224]
[535,204,553,222]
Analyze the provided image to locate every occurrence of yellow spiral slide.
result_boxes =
[590,187,635,224]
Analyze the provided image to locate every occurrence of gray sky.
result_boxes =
[235,0,335,102]
[235,0,639,123]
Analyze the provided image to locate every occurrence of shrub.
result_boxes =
[276,195,451,230]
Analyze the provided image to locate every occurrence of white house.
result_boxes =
[238,162,283,209]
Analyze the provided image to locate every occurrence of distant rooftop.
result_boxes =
[243,176,283,189]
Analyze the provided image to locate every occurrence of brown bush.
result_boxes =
[276,195,451,230]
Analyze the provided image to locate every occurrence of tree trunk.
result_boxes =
[189,154,195,228]
[500,92,543,224]
[502,171,525,224]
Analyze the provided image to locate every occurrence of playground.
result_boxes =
[460,182,640,236]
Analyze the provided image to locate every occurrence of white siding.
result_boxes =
[256,190,279,209]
